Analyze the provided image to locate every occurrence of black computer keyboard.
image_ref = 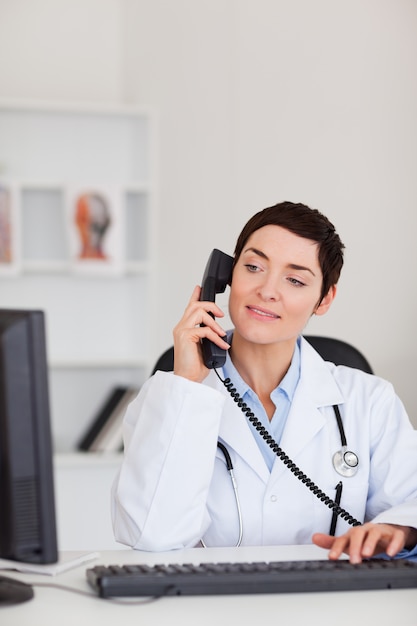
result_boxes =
[86,558,417,598]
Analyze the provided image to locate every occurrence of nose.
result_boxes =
[257,275,280,302]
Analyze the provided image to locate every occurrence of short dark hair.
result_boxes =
[233,201,345,302]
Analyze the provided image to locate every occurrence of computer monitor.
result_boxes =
[0,308,58,564]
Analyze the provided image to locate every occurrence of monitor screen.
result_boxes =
[0,308,58,564]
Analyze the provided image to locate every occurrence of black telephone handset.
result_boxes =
[200,249,234,369]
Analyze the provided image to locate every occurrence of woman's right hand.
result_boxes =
[173,285,230,382]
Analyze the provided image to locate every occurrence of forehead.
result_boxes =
[244,224,320,262]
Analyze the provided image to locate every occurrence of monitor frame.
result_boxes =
[0,308,58,564]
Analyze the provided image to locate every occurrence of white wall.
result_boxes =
[0,0,416,426]
[124,0,417,425]
[0,0,124,102]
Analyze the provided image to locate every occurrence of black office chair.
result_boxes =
[151,336,373,375]
[303,336,373,374]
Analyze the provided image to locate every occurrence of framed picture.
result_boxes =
[66,186,124,275]
[0,181,20,275]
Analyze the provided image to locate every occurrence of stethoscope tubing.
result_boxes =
[201,442,243,548]
[204,403,359,547]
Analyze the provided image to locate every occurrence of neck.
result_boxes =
[229,333,296,418]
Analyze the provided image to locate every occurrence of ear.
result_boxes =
[314,285,337,317]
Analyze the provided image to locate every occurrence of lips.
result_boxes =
[247,306,280,319]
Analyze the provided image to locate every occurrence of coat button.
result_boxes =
[270,495,277,502]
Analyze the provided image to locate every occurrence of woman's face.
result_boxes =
[228,224,335,348]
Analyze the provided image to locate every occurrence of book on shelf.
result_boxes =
[78,386,139,452]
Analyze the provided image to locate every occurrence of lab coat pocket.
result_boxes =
[313,478,369,535]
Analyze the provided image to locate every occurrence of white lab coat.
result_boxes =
[111,337,417,551]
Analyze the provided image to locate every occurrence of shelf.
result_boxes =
[0,100,156,451]
[50,359,149,370]
[21,259,150,275]
[0,101,151,182]
[54,451,123,468]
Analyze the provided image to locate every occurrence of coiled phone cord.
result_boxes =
[215,370,362,528]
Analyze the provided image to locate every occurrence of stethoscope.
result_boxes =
[331,404,359,478]
[206,404,359,548]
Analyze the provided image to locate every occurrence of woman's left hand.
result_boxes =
[312,522,417,563]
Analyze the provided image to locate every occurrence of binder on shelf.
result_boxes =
[77,386,139,452]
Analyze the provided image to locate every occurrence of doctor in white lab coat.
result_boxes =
[112,202,417,562]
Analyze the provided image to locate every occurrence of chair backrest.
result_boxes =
[151,336,373,376]
[303,335,373,374]
[152,346,175,375]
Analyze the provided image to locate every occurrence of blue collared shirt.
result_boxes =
[222,333,301,471]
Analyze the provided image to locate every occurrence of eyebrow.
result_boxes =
[243,247,316,277]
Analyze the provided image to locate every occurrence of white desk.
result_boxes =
[1,545,416,626]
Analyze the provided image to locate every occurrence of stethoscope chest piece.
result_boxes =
[333,446,359,477]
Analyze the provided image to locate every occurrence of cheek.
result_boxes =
[227,276,250,322]
[227,286,239,322]
[285,291,321,320]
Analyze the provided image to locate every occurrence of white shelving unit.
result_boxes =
[53,452,124,550]
[0,100,157,452]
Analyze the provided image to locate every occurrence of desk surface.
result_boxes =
[1,545,416,626]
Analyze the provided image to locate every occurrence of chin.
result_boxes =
[234,323,302,348]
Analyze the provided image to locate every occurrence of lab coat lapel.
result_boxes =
[205,369,270,484]
[204,337,345,485]
[277,338,345,471]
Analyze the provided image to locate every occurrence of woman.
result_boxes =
[112,201,417,563]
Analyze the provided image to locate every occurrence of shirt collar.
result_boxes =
[278,336,300,401]
[222,331,301,401]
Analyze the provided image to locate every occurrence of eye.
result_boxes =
[244,264,260,273]
[287,277,306,287]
